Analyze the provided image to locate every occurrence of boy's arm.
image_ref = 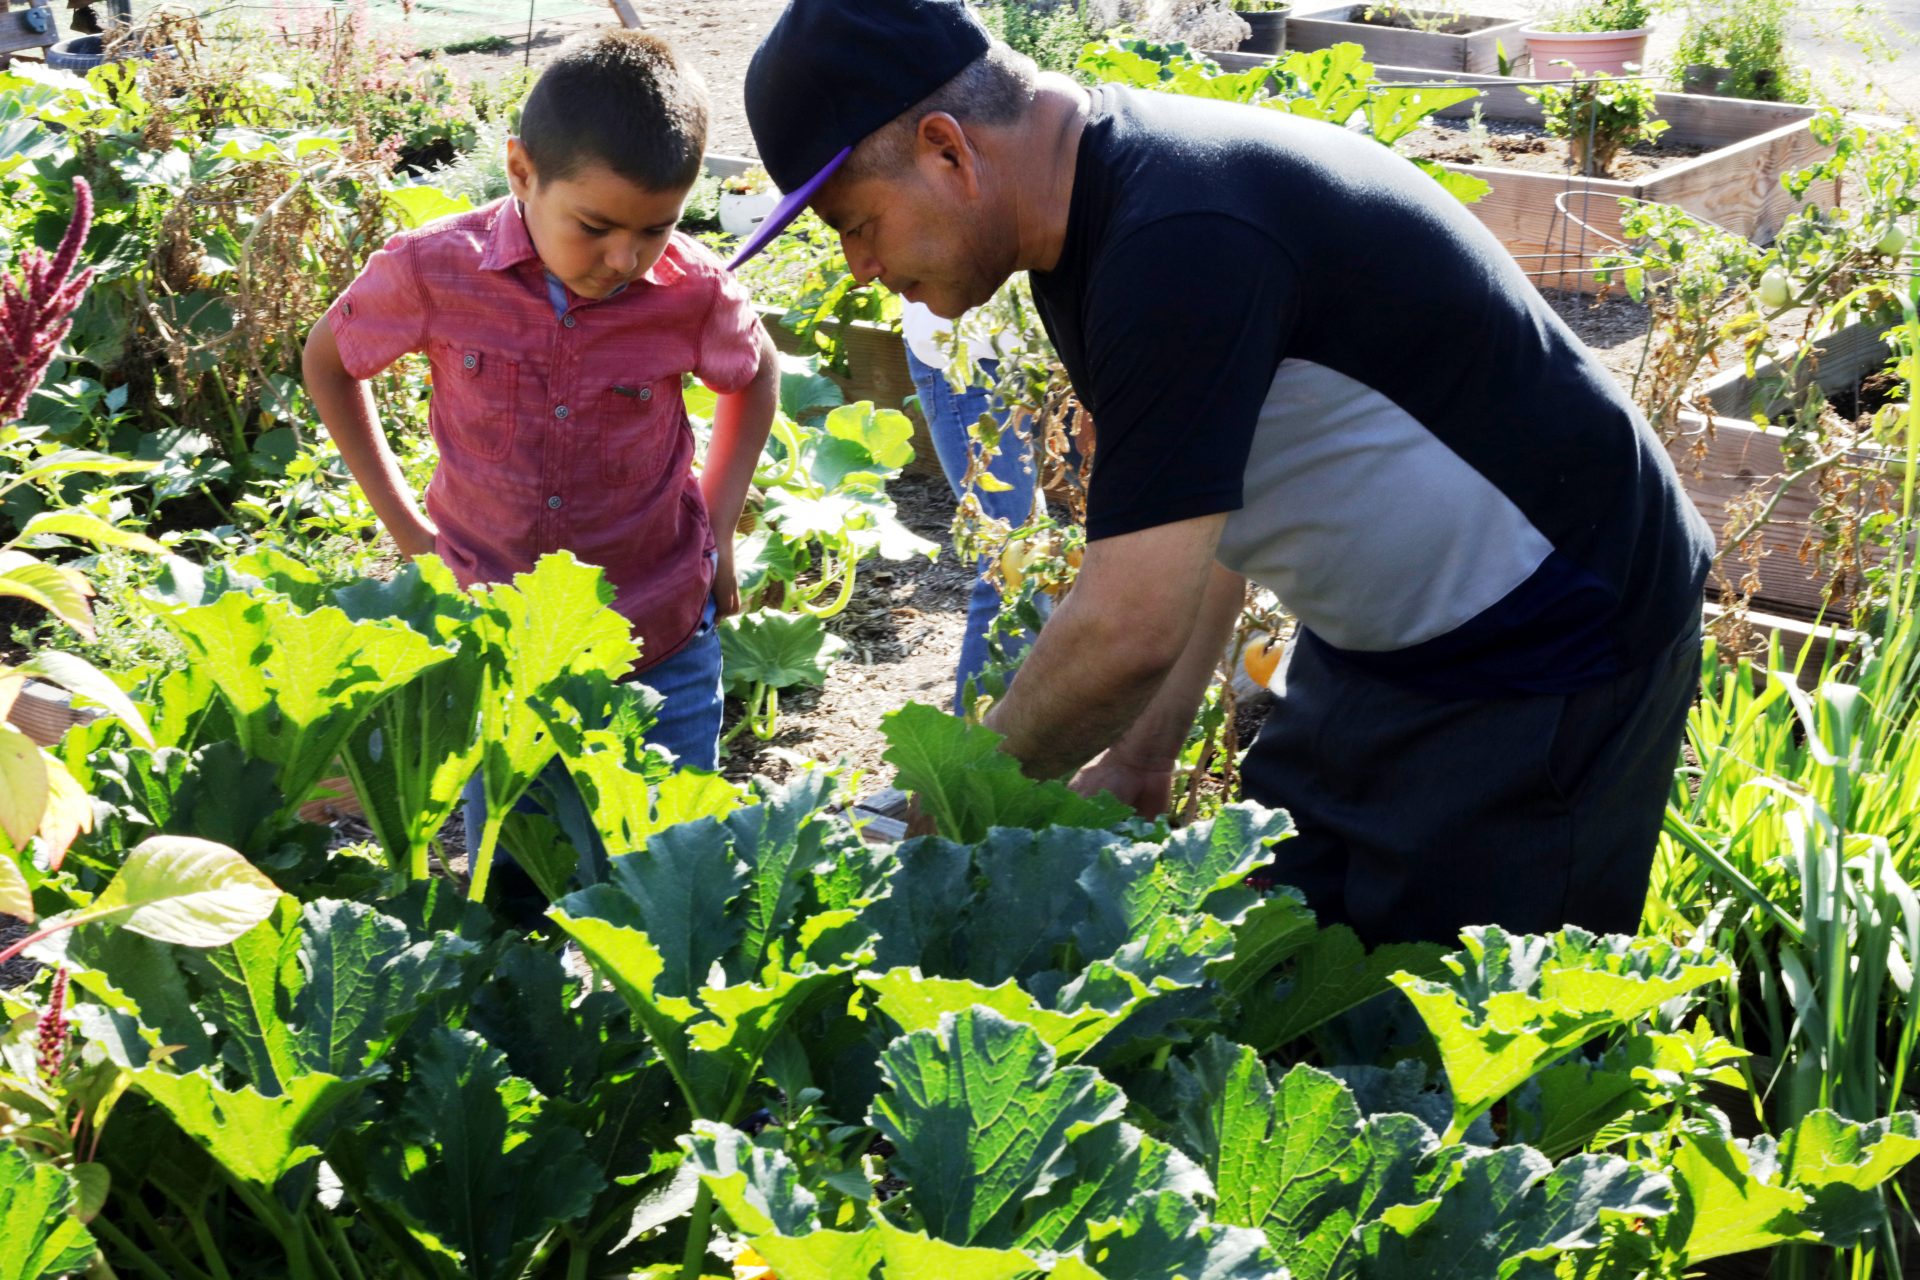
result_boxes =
[700,326,781,617]
[302,316,438,560]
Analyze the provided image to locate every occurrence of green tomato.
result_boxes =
[1758,269,1792,309]
[1878,224,1909,257]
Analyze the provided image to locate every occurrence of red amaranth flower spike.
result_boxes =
[0,178,96,424]
[36,966,70,1083]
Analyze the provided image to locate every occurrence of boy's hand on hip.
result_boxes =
[711,545,741,617]
[392,512,439,561]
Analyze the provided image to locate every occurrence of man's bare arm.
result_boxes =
[1069,561,1247,814]
[983,512,1227,781]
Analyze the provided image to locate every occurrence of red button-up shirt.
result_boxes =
[325,197,765,668]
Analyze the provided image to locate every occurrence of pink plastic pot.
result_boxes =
[1519,24,1653,75]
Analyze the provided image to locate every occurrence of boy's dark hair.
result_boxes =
[518,31,709,191]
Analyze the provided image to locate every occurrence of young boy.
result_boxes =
[303,32,778,847]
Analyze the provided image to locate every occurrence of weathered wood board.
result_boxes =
[758,304,942,479]
[0,0,59,60]
[1280,5,1529,74]
[1670,323,1898,619]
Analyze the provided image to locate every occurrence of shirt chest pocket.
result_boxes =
[597,378,680,484]
[430,342,520,463]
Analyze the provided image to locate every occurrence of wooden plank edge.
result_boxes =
[1703,600,1859,689]
[1641,117,1831,191]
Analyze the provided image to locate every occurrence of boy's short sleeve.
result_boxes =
[694,267,766,395]
[325,233,429,380]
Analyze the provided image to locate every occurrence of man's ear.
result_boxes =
[916,112,981,197]
[505,137,537,200]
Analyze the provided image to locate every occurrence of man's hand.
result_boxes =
[711,544,741,617]
[1071,749,1176,819]
[984,513,1229,783]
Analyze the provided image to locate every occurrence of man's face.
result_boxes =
[814,162,1008,320]
[507,140,690,299]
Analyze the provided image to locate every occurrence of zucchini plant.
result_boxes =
[3,563,1920,1279]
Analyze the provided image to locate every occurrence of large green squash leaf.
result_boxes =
[1392,926,1731,1140]
[871,1007,1126,1246]
[1170,1043,1372,1280]
[289,898,479,1076]
[719,610,847,697]
[1233,923,1446,1053]
[337,557,490,878]
[681,1121,821,1238]
[692,1016,1274,1276]
[151,590,451,820]
[178,897,475,1095]
[360,1028,604,1280]
[1358,1145,1672,1279]
[881,703,1131,843]
[755,1218,1033,1280]
[1661,1110,1920,1262]
[130,1067,367,1187]
[857,810,1303,1066]
[464,553,639,899]
[1073,1190,1276,1280]
[562,733,745,861]
[863,970,1142,1066]
[0,1141,97,1280]
[552,773,869,1118]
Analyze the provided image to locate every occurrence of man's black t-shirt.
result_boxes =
[1028,84,1713,698]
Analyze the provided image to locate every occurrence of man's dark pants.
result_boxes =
[1240,624,1702,947]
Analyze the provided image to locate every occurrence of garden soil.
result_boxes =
[1401,117,1706,182]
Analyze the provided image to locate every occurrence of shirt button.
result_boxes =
[554,404,569,420]
[462,354,476,369]
[547,495,563,510]
[563,315,577,329]
[639,387,652,401]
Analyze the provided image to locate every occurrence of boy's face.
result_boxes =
[506,139,690,299]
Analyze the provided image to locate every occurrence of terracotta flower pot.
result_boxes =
[1519,24,1653,75]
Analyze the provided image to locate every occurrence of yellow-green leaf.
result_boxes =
[0,558,93,637]
[36,754,92,867]
[0,848,32,922]
[83,836,284,947]
[16,509,165,556]
[0,725,49,850]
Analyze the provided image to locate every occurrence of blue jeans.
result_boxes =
[905,345,1045,713]
[463,596,723,884]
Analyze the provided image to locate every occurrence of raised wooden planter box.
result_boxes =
[1282,5,1528,74]
[1670,321,1896,620]
[1210,58,1839,292]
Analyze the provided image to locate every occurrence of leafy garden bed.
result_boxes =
[12,21,1920,1280]
[7,548,1920,1280]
